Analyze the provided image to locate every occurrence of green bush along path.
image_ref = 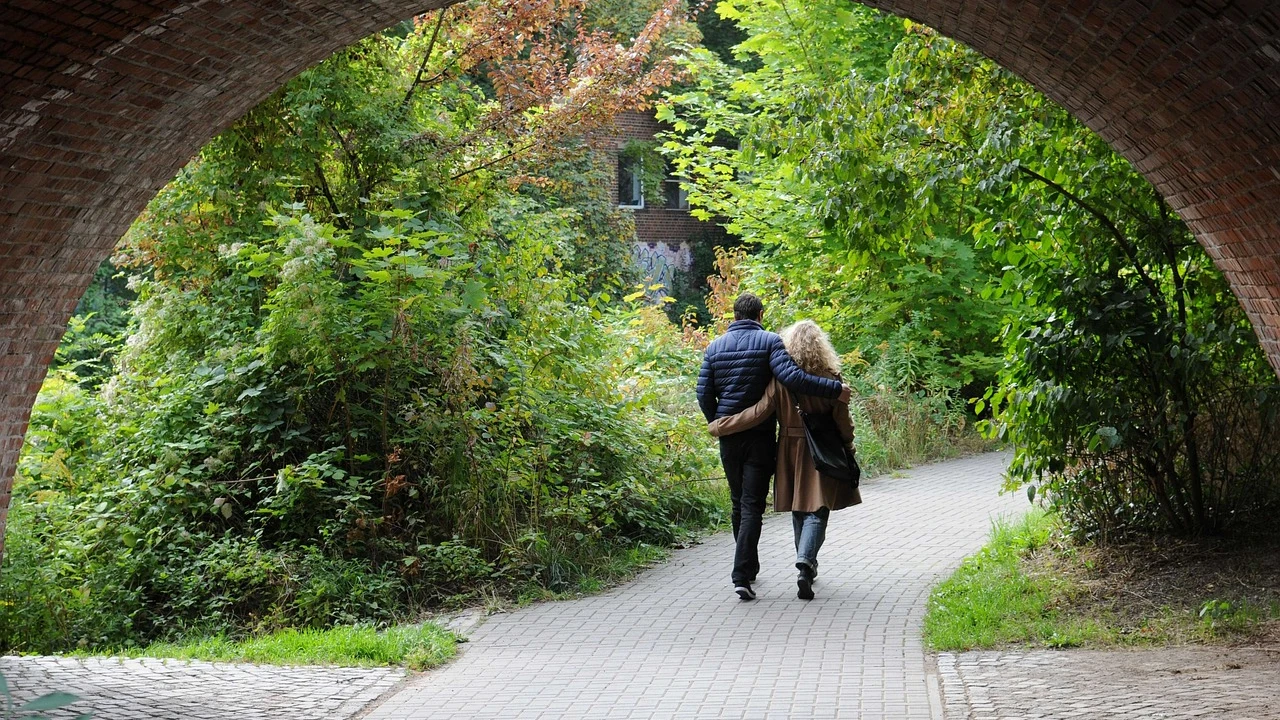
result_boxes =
[1,453,1020,719]
[1,15,723,654]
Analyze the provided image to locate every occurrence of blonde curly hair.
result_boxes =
[780,319,841,378]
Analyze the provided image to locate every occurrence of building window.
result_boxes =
[664,176,689,210]
[618,157,644,208]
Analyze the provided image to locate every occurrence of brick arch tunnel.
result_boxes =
[1,1,1278,548]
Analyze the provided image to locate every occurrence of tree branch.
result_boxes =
[402,8,449,110]
[325,120,367,196]
[450,140,537,181]
[280,115,347,224]
[1017,164,1164,306]
[313,161,345,222]
[777,0,819,79]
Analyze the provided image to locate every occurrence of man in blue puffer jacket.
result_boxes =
[697,293,850,600]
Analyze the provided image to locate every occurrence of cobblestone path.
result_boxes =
[9,452,1278,718]
[368,452,1022,720]
[2,452,1023,720]
[938,648,1280,719]
[0,655,404,719]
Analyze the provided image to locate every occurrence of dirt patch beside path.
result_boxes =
[1027,528,1280,646]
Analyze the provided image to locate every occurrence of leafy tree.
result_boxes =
[52,260,136,386]
[2,2,720,653]
[842,27,1280,537]
[668,5,1280,537]
[661,3,1000,395]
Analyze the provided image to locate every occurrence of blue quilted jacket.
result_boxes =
[696,319,842,422]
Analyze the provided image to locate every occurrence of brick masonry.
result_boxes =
[1,1,1278,552]
[607,110,724,249]
[605,110,728,286]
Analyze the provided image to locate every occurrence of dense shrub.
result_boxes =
[665,2,1280,538]
[1,17,719,654]
[987,225,1280,538]
[0,196,720,652]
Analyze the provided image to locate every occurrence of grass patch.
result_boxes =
[925,509,1280,651]
[110,624,457,670]
[924,509,1115,650]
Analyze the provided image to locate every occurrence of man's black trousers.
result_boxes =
[718,423,777,585]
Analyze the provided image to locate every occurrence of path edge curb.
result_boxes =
[925,652,946,720]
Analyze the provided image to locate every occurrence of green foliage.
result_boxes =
[663,4,1000,394]
[669,5,1280,538]
[665,233,737,326]
[127,623,457,671]
[513,146,643,295]
[693,2,755,71]
[919,38,1280,537]
[2,29,720,655]
[52,260,135,387]
[665,5,994,462]
[924,510,1114,650]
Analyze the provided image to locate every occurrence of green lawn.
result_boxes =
[923,509,1280,650]
[923,509,1116,650]
[112,623,458,671]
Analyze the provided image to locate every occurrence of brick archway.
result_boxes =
[2,1,1278,546]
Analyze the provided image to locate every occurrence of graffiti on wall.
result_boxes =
[632,241,692,297]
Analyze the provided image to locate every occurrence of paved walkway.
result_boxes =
[1,452,1022,719]
[0,655,404,719]
[367,452,1023,720]
[937,647,1280,719]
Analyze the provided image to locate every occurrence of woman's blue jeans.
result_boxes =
[792,506,830,577]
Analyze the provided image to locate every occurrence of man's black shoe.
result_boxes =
[797,573,814,600]
[734,583,757,601]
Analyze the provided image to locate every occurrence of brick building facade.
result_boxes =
[603,110,727,294]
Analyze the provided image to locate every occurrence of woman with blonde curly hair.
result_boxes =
[709,319,861,600]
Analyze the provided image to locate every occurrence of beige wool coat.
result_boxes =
[709,379,861,513]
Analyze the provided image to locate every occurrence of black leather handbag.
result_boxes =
[795,403,861,487]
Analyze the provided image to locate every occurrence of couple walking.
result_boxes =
[696,293,861,601]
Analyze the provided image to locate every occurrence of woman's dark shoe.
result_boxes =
[734,583,757,601]
[796,572,814,600]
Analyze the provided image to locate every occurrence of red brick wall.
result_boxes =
[633,210,723,245]
[2,1,1279,550]
[603,110,728,248]
[611,110,665,144]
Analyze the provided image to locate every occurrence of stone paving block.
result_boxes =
[0,655,405,720]
[938,648,1280,719]
[364,452,1023,720]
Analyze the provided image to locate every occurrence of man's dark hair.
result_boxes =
[733,293,764,321]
